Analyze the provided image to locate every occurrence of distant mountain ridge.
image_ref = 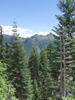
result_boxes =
[4,33,55,58]
[23,33,55,58]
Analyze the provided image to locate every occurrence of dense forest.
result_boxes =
[3,33,55,58]
[0,0,75,100]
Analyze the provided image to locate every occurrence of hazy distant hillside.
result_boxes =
[23,34,55,58]
[4,33,55,58]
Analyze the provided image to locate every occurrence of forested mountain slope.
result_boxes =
[23,34,55,57]
[4,33,55,58]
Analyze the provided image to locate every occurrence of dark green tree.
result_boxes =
[8,21,33,100]
[0,25,6,63]
[47,42,60,99]
[52,0,75,98]
[47,42,59,79]
[28,43,38,82]
[5,40,12,78]
[0,61,7,100]
[38,47,53,100]
[28,43,39,100]
[5,40,11,60]
[54,0,75,36]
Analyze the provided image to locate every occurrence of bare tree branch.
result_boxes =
[5,77,16,100]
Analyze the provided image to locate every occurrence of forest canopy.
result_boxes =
[0,0,75,100]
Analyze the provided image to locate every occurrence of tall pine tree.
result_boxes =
[52,0,75,98]
[0,25,6,63]
[28,43,38,82]
[0,61,7,100]
[47,42,60,99]
[28,43,39,100]
[38,47,53,100]
[8,21,33,100]
[47,42,59,80]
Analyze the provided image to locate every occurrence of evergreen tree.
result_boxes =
[0,25,6,63]
[8,21,33,100]
[28,43,38,82]
[28,43,39,100]
[5,40,11,78]
[47,42,60,99]
[5,40,11,60]
[54,0,75,35]
[52,0,75,62]
[47,42,59,79]
[69,32,75,97]
[52,0,75,98]
[38,48,53,100]
[0,61,7,100]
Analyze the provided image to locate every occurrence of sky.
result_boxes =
[0,0,62,38]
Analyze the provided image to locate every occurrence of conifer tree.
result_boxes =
[38,48,53,100]
[8,21,33,100]
[28,43,39,99]
[47,42,59,79]
[52,0,75,98]
[47,42,60,99]
[28,43,38,82]
[5,40,11,78]
[5,40,11,60]
[0,25,6,63]
[0,61,7,100]
[54,0,75,35]
[52,0,75,54]
[69,32,75,97]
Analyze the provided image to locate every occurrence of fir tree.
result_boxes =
[55,0,75,35]
[0,61,7,100]
[47,42,59,79]
[47,42,60,99]
[28,43,38,82]
[8,21,33,100]
[28,43,39,100]
[52,0,75,98]
[5,40,12,78]
[0,25,6,63]
[38,48,53,100]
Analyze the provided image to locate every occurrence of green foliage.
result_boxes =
[62,96,75,100]
[52,0,75,98]
[3,33,55,59]
[33,79,40,100]
[55,0,75,33]
[46,42,60,99]
[10,97,19,100]
[38,48,53,99]
[0,26,6,63]
[23,34,54,58]
[7,21,33,100]
[47,42,59,79]
[0,61,7,100]
[28,43,38,81]
[6,83,16,99]
[1,0,75,99]
[5,40,12,80]
[28,43,39,99]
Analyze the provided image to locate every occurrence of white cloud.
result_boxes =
[3,26,50,38]
[3,26,33,38]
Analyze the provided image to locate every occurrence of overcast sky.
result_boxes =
[0,0,62,38]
